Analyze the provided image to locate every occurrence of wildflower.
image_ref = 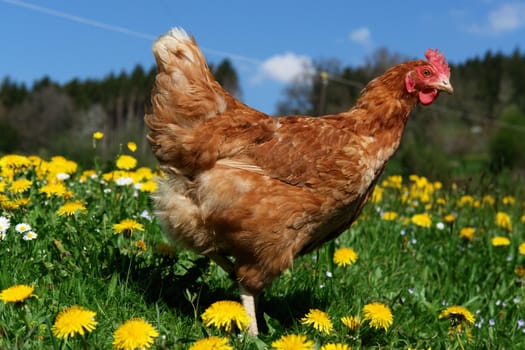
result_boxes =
[15,223,31,233]
[371,186,383,203]
[411,213,432,228]
[381,211,398,221]
[0,284,35,303]
[9,179,32,194]
[0,154,31,170]
[436,222,445,230]
[127,142,137,152]
[457,195,475,206]
[439,305,475,335]
[492,236,511,247]
[52,305,98,339]
[444,214,456,223]
[136,240,147,252]
[23,231,38,241]
[39,183,67,197]
[116,155,138,170]
[57,201,87,216]
[300,308,333,334]
[519,243,525,256]
[0,216,11,233]
[271,334,314,350]
[201,300,250,332]
[113,318,159,350]
[115,176,134,186]
[113,219,144,234]
[459,227,475,241]
[502,196,515,205]
[521,214,525,223]
[93,131,104,139]
[320,344,351,350]
[515,265,525,278]
[56,173,70,181]
[482,195,495,206]
[341,315,361,331]
[136,180,158,193]
[496,212,512,231]
[333,247,358,267]
[189,336,232,350]
[362,302,393,331]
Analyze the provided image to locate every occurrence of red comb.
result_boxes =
[425,49,450,76]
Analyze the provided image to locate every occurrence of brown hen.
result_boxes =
[145,28,453,335]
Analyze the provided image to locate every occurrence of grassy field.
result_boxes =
[1,138,524,349]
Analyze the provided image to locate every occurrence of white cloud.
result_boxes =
[468,3,525,35]
[254,52,313,84]
[349,27,372,46]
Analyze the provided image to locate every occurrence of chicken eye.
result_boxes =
[422,69,432,77]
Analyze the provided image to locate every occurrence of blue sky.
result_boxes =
[1,0,525,114]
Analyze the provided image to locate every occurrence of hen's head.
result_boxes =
[405,49,453,105]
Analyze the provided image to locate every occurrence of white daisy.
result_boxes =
[23,231,38,241]
[0,216,10,233]
[115,177,134,186]
[15,223,32,233]
[56,173,70,181]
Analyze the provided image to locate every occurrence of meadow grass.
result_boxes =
[0,141,524,349]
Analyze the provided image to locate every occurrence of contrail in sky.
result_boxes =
[0,0,263,65]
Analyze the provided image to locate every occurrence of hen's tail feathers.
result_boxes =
[145,28,227,163]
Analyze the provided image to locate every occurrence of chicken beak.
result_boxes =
[436,77,453,94]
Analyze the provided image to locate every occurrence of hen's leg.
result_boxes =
[239,284,259,336]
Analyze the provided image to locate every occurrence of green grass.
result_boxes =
[0,151,524,349]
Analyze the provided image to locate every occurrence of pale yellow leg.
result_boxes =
[239,284,259,336]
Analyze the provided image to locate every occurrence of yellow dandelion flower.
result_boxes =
[362,302,393,331]
[137,180,158,193]
[443,214,456,223]
[411,213,432,228]
[381,211,398,221]
[189,336,232,350]
[519,243,525,256]
[0,284,35,303]
[300,308,333,334]
[333,247,358,267]
[341,315,361,331]
[436,197,446,205]
[57,201,87,216]
[116,155,138,170]
[439,305,475,334]
[52,305,97,339]
[271,334,314,350]
[127,142,137,152]
[492,236,511,247]
[371,186,383,203]
[457,195,475,206]
[136,240,147,252]
[0,154,32,170]
[482,195,495,206]
[502,196,515,205]
[320,343,351,350]
[495,212,512,231]
[113,219,144,234]
[9,179,32,194]
[113,318,159,350]
[201,300,250,332]
[93,131,104,140]
[39,183,67,197]
[459,227,475,241]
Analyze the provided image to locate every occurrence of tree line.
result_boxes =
[1,48,524,180]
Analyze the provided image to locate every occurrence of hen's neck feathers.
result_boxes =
[343,60,424,135]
